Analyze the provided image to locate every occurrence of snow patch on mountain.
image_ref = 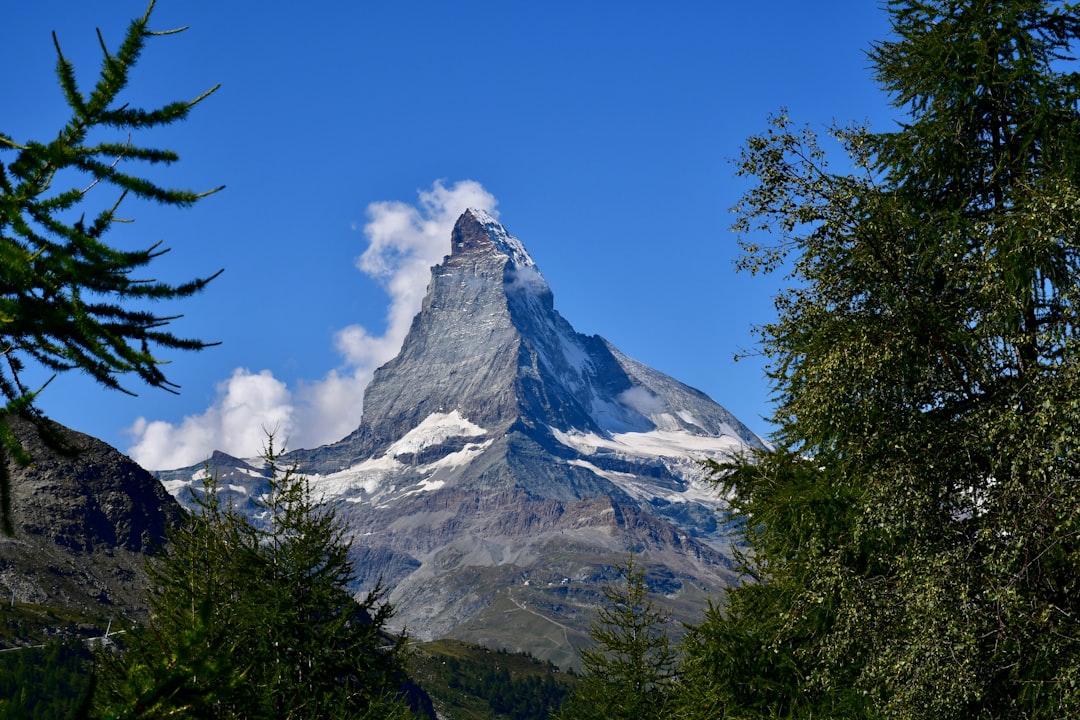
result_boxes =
[550,426,747,461]
[161,478,191,496]
[558,330,591,372]
[387,410,486,457]
[676,410,704,428]
[313,456,399,498]
[424,440,494,470]
[308,415,492,502]
[400,478,447,497]
[567,458,723,506]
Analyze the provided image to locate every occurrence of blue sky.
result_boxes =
[3,2,895,469]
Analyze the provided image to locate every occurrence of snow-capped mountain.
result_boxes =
[158,209,766,667]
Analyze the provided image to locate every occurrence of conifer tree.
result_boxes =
[93,438,414,719]
[689,1,1080,717]
[557,556,676,720]
[0,1,221,534]
[92,470,255,718]
[234,437,411,718]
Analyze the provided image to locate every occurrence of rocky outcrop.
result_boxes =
[0,415,180,632]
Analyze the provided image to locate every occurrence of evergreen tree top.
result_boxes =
[0,1,221,535]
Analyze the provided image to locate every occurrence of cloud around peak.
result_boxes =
[126,179,498,470]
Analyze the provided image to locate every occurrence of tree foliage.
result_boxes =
[690,1,1080,717]
[0,638,94,719]
[0,1,221,534]
[557,556,676,720]
[415,644,572,720]
[92,437,414,719]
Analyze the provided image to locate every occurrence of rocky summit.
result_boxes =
[159,209,766,667]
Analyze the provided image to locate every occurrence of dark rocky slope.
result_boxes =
[0,415,180,637]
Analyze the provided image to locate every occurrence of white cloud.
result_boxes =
[128,368,295,470]
[505,264,549,295]
[356,179,497,348]
[618,387,666,416]
[127,179,498,470]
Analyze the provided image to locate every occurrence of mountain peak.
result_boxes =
[451,209,537,268]
[159,210,766,667]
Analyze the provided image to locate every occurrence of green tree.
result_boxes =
[0,638,95,719]
[92,461,252,718]
[557,556,676,720]
[692,1,1080,717]
[673,456,870,719]
[93,437,414,719]
[0,1,221,534]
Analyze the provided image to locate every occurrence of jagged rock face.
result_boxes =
[0,416,181,628]
[160,209,766,667]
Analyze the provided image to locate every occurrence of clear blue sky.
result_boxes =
[3,1,895,469]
